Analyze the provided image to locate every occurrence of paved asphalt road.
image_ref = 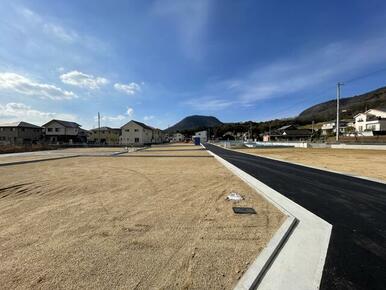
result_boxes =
[204,143,386,290]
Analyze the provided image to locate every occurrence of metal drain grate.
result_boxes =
[232,207,256,214]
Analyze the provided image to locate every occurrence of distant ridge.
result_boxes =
[166,115,223,132]
[297,86,386,122]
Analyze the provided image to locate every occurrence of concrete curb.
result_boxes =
[234,149,386,185]
[205,144,332,290]
[235,215,297,290]
[113,154,213,158]
[0,155,80,167]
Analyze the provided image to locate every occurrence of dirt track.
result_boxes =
[0,146,284,289]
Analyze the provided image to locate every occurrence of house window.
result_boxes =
[358,126,363,132]
[366,124,377,131]
[134,129,139,132]
[125,129,130,132]
[55,128,59,132]
[135,138,140,143]
[48,128,53,132]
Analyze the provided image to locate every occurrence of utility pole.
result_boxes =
[98,112,101,145]
[336,82,343,142]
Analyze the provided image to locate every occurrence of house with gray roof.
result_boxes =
[119,120,165,145]
[89,127,121,145]
[42,119,84,144]
[0,121,43,145]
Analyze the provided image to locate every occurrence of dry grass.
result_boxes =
[0,149,284,289]
[236,147,386,181]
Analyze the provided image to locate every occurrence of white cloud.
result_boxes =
[184,97,234,111]
[114,82,141,95]
[126,107,134,117]
[0,72,77,100]
[43,23,78,43]
[0,102,77,125]
[144,115,155,121]
[93,107,134,127]
[60,70,108,90]
[95,114,126,122]
[19,7,78,43]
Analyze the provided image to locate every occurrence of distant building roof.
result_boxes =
[354,108,386,118]
[270,129,312,137]
[90,126,120,132]
[43,119,81,128]
[121,120,154,130]
[277,125,297,131]
[0,121,41,128]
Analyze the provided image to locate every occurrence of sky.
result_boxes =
[1,0,386,129]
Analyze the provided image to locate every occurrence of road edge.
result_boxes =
[204,144,332,290]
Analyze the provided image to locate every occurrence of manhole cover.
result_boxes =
[232,207,256,214]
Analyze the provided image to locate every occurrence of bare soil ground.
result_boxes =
[57,147,125,153]
[0,147,127,165]
[236,147,386,181]
[126,144,209,156]
[0,147,284,289]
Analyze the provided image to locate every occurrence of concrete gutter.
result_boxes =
[0,155,80,167]
[205,145,332,290]
[235,215,297,290]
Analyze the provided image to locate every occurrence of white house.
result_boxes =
[120,120,153,145]
[151,128,165,144]
[193,130,207,142]
[42,119,83,143]
[321,120,352,136]
[172,133,185,142]
[353,109,386,135]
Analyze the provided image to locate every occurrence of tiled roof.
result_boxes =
[0,121,41,128]
[43,119,80,128]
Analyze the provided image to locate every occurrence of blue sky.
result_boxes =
[1,0,386,129]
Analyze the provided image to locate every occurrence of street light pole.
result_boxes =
[336,82,343,142]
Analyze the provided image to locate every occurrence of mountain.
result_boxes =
[297,86,386,123]
[166,115,223,132]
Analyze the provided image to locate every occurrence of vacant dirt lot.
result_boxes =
[0,148,284,289]
[236,147,386,181]
[126,144,209,157]
[57,147,126,153]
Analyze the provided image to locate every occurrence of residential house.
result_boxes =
[321,120,352,136]
[222,131,236,140]
[172,133,185,142]
[120,120,154,145]
[151,128,165,144]
[89,127,120,145]
[354,108,386,136]
[265,125,313,141]
[193,130,208,142]
[42,119,83,144]
[0,121,42,145]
